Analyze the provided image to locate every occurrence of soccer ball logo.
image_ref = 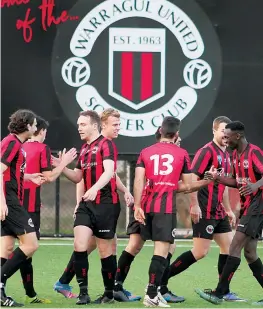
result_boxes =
[184,59,212,89]
[62,57,91,88]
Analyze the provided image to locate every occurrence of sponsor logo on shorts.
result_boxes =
[28,218,34,228]
[237,224,245,227]
[206,224,214,234]
[171,228,177,237]
[99,229,110,233]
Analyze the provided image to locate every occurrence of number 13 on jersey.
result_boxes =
[150,154,174,176]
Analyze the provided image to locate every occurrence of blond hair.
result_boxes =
[100,108,120,123]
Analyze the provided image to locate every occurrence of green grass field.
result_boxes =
[7,239,263,308]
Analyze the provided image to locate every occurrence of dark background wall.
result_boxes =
[2,0,263,153]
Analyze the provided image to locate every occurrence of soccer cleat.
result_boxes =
[143,294,170,307]
[76,293,91,305]
[53,280,78,298]
[93,294,114,304]
[223,292,247,302]
[195,288,223,305]
[162,291,185,303]
[113,287,141,302]
[25,295,51,304]
[252,299,263,306]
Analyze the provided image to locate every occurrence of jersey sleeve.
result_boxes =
[136,152,145,168]
[1,139,20,166]
[101,140,115,161]
[40,145,52,172]
[182,151,191,174]
[252,149,263,175]
[191,147,212,177]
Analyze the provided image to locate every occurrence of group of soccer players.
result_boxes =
[1,108,263,307]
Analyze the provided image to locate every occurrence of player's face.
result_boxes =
[175,136,181,147]
[224,128,239,150]
[101,116,120,139]
[77,115,96,140]
[213,122,228,146]
[39,129,47,143]
[27,118,37,137]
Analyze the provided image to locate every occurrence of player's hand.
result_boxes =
[239,181,258,196]
[226,209,236,227]
[61,148,78,167]
[29,173,46,185]
[190,204,202,224]
[82,187,98,201]
[0,202,8,221]
[204,165,217,181]
[51,151,62,167]
[124,191,134,207]
[134,206,145,225]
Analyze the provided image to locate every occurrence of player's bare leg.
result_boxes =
[114,233,144,302]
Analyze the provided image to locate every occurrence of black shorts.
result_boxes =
[29,212,41,240]
[140,213,177,244]
[237,214,263,239]
[1,205,36,238]
[74,201,120,239]
[126,207,140,235]
[192,216,232,240]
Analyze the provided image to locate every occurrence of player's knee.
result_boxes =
[74,238,88,252]
[125,238,143,256]
[244,247,257,264]
[87,237,97,254]
[229,240,243,256]
[111,242,117,256]
[192,247,209,260]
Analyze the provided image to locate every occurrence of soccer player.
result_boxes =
[166,116,245,301]
[113,127,184,303]
[195,121,263,305]
[133,116,211,307]
[55,110,121,304]
[1,109,42,306]
[53,109,136,300]
[19,116,76,304]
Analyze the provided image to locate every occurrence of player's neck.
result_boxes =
[159,138,174,144]
[237,139,248,155]
[14,133,29,143]
[86,132,100,144]
[101,132,112,140]
[212,138,226,151]
[29,136,42,143]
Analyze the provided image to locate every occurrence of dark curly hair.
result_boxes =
[8,109,36,134]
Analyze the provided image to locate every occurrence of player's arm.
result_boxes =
[0,162,8,220]
[76,179,85,204]
[116,174,134,206]
[82,159,114,201]
[222,186,236,226]
[213,175,237,188]
[239,149,263,195]
[133,166,146,224]
[62,167,83,184]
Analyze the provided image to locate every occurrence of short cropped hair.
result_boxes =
[100,108,120,123]
[213,116,231,130]
[225,121,245,133]
[161,117,181,139]
[79,110,101,129]
[34,116,49,136]
[8,109,36,134]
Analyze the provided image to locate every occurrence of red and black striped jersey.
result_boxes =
[1,134,25,206]
[191,141,231,219]
[136,142,191,214]
[22,141,52,212]
[232,143,263,216]
[76,135,119,204]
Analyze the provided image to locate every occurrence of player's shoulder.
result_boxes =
[249,143,262,152]
[23,141,48,151]
[196,141,213,153]
[1,134,20,146]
